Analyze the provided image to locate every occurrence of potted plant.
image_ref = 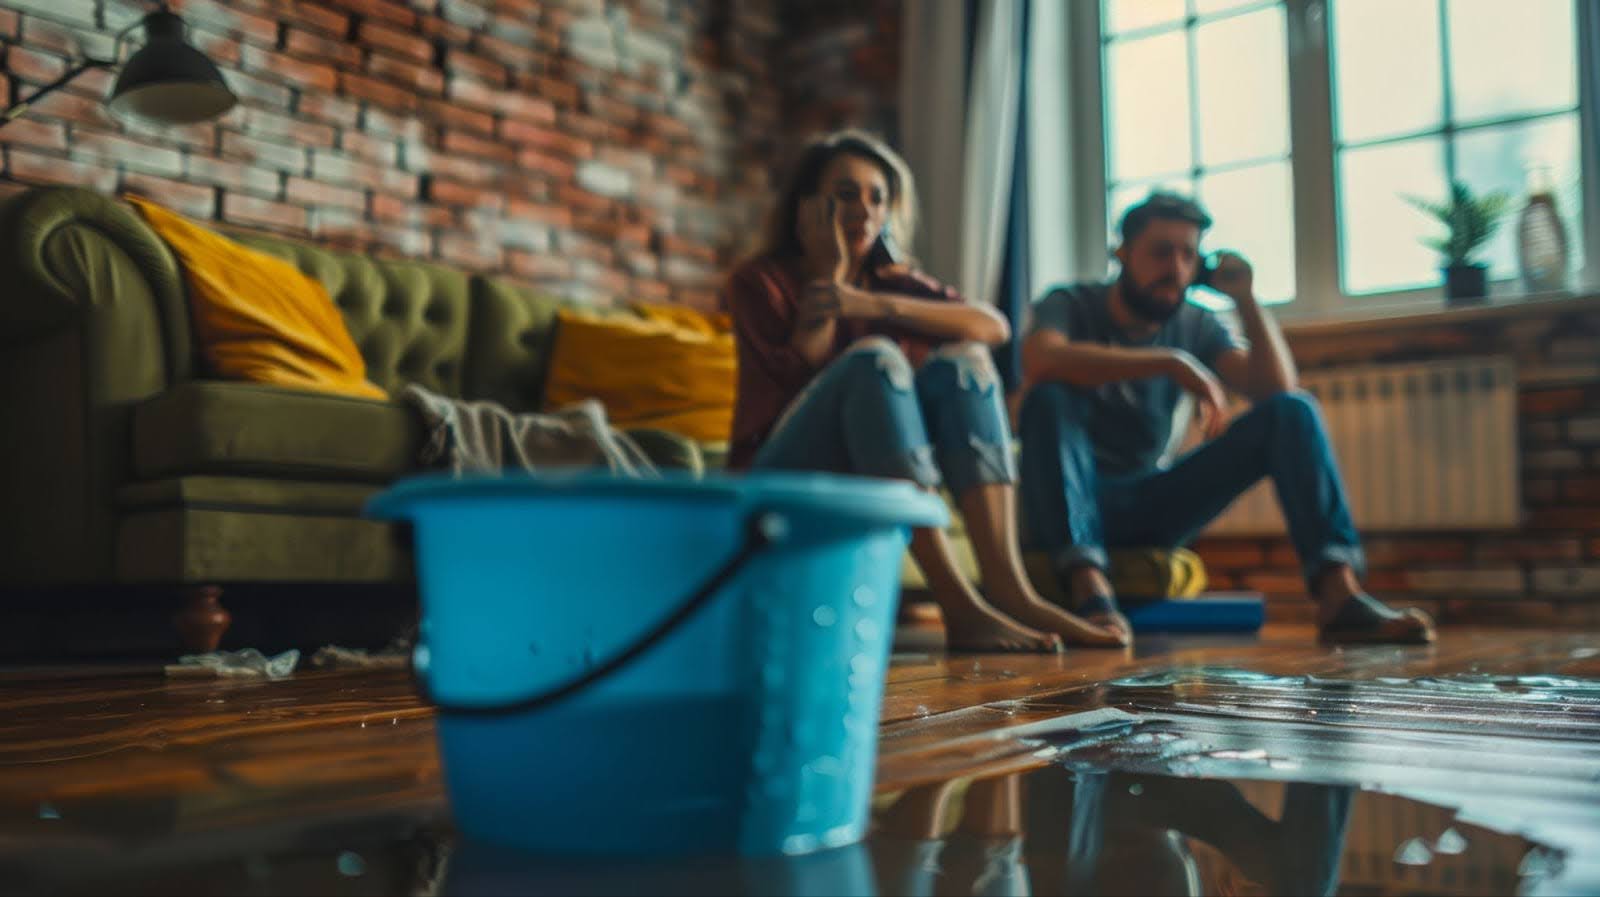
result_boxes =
[1404,181,1513,304]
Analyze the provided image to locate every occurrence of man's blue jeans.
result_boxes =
[1018,384,1365,590]
[754,337,1017,495]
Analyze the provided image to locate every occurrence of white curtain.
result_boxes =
[1026,0,1106,293]
[899,0,1025,305]
[1580,0,1600,292]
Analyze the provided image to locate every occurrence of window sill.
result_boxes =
[1280,290,1600,341]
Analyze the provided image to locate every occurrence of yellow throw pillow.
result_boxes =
[542,302,736,443]
[127,195,385,401]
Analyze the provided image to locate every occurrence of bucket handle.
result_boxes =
[416,509,788,716]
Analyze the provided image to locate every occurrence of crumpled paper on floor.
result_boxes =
[175,647,300,680]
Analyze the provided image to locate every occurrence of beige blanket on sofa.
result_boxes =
[400,384,656,477]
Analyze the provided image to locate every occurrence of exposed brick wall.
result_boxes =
[0,0,794,311]
[776,0,901,146]
[1193,306,1600,623]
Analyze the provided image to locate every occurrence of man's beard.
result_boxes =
[1118,268,1184,325]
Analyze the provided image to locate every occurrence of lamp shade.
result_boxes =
[107,11,236,125]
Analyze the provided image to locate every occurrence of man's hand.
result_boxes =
[1168,350,1229,440]
[797,195,847,284]
[1209,250,1254,303]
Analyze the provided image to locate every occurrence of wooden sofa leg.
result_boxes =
[175,585,231,654]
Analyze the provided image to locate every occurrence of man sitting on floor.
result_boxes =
[1017,191,1434,646]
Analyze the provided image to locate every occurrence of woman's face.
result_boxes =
[818,152,891,261]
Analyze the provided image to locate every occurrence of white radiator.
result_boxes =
[1203,356,1520,534]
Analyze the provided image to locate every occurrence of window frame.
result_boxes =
[1081,0,1600,322]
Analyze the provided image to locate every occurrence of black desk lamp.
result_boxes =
[1,7,236,129]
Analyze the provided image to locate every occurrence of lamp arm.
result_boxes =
[0,59,116,127]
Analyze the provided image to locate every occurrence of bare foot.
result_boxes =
[939,598,1063,654]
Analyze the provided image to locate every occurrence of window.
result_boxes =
[1102,0,1297,306]
[1093,0,1593,317]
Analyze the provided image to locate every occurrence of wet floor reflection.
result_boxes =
[8,665,1600,896]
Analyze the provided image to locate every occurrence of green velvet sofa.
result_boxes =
[0,186,700,650]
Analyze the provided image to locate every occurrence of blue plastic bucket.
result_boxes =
[367,471,947,857]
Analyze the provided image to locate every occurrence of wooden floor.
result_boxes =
[3,624,1598,895]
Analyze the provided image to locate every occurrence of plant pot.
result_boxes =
[1443,263,1489,305]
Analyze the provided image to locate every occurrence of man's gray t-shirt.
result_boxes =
[1027,282,1245,477]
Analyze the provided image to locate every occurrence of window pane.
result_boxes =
[1448,0,1576,124]
[1196,6,1289,166]
[1456,114,1585,282]
[1338,137,1448,294]
[1105,31,1193,181]
[1103,0,1186,34]
[1197,161,1297,304]
[1195,0,1269,16]
[1331,0,1443,144]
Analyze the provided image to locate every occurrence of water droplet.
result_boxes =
[1208,748,1269,761]
[854,618,880,642]
[1394,837,1434,866]
[337,851,367,877]
[37,802,59,820]
[914,704,931,717]
[853,586,876,607]
[822,824,858,848]
[1519,846,1564,878]
[812,606,838,627]
[1127,784,1144,796]
[850,654,873,675]
[1434,827,1468,855]
[782,833,820,855]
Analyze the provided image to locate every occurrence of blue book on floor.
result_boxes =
[1120,593,1265,633]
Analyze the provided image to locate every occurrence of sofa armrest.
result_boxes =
[625,428,704,476]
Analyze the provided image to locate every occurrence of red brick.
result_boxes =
[298,94,362,128]
[6,47,67,84]
[1565,477,1600,503]
[329,0,418,28]
[0,9,17,38]
[632,279,672,304]
[72,130,184,177]
[423,153,498,185]
[419,99,496,136]
[285,28,364,69]
[0,118,67,153]
[340,72,420,112]
[421,16,475,46]
[287,177,367,211]
[500,93,557,126]
[1589,537,1600,559]
[442,131,515,164]
[583,92,640,127]
[671,288,721,313]
[446,51,507,85]
[473,33,538,71]
[517,148,577,181]
[1477,537,1584,563]
[120,173,216,219]
[15,82,109,130]
[222,131,308,173]
[240,44,340,93]
[7,147,116,191]
[508,250,571,281]
[1521,388,1588,416]
[340,131,400,167]
[371,194,452,226]
[1265,544,1299,567]
[222,193,308,231]
[656,234,717,266]
[1526,507,1600,530]
[507,199,573,229]
[428,177,505,209]
[1361,537,1472,566]
[187,27,243,67]
[1525,478,1561,506]
[437,233,502,270]
[169,0,278,46]
[1241,571,1305,597]
[239,107,338,147]
[561,112,628,144]
[362,22,433,63]
[368,53,445,96]
[310,209,374,248]
[500,120,591,157]
[643,111,694,142]
[186,156,282,196]
[577,216,650,246]
[292,2,349,36]
[519,74,581,109]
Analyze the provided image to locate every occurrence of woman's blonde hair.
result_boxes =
[757,129,919,261]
